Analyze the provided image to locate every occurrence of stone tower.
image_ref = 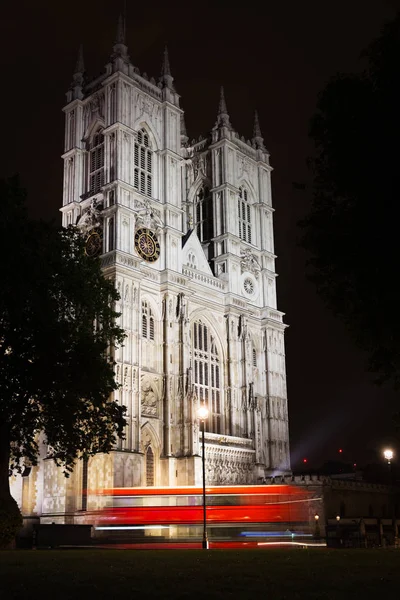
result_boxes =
[11,16,291,521]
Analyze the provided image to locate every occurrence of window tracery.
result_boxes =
[238,186,251,243]
[194,186,213,242]
[142,300,155,341]
[193,320,221,433]
[134,128,152,197]
[89,130,104,194]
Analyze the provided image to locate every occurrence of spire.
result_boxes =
[159,46,174,90]
[74,44,85,77]
[218,86,228,116]
[214,86,231,129]
[115,13,125,45]
[162,46,171,77]
[180,112,188,145]
[111,12,129,63]
[253,110,262,138]
[252,110,266,151]
[69,45,85,100]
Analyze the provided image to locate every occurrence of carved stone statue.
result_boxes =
[134,199,164,233]
[76,198,102,233]
[141,376,158,417]
[240,249,261,278]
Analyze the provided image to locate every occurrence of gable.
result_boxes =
[182,229,214,277]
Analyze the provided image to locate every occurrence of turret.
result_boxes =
[109,13,130,73]
[68,45,85,101]
[252,110,266,151]
[159,46,175,90]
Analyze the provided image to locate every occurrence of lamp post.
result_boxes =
[336,515,341,547]
[383,448,396,543]
[198,404,209,549]
[383,449,394,485]
[384,449,394,465]
[314,514,320,539]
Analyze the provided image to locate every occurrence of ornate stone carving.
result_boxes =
[90,92,105,120]
[123,366,129,390]
[191,152,207,181]
[134,198,164,233]
[238,315,250,340]
[137,94,160,122]
[204,445,255,485]
[76,198,103,234]
[240,249,261,278]
[141,374,159,418]
[176,292,188,322]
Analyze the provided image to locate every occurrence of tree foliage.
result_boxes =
[0,177,126,508]
[300,14,400,388]
[0,496,22,548]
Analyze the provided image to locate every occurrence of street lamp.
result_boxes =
[384,449,394,465]
[314,514,320,539]
[198,404,209,549]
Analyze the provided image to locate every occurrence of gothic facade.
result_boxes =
[11,19,291,522]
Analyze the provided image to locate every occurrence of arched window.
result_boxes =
[195,186,213,242]
[187,251,197,269]
[146,446,154,486]
[252,347,257,367]
[89,130,104,194]
[134,128,152,197]
[108,217,114,251]
[193,320,221,433]
[238,186,251,243]
[142,300,155,341]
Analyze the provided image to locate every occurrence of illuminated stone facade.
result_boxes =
[11,20,291,522]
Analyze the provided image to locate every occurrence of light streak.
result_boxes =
[240,531,313,537]
[95,525,171,531]
[258,541,326,547]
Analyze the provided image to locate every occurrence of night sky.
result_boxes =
[2,0,400,470]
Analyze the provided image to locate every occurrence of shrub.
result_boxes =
[0,496,23,549]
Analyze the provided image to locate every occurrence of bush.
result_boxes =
[0,496,23,549]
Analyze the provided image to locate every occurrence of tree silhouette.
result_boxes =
[0,177,126,545]
[301,14,400,388]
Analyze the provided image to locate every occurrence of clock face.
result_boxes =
[85,231,102,257]
[241,272,258,299]
[134,228,160,262]
[243,278,255,295]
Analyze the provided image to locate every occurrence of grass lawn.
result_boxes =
[1,548,400,599]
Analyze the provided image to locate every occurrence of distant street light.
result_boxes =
[336,515,341,522]
[198,404,209,549]
[314,513,320,539]
[384,449,394,464]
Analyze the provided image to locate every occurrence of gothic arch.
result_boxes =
[140,421,161,486]
[83,118,105,143]
[188,178,212,205]
[132,119,161,151]
[237,178,257,203]
[141,420,161,449]
[189,310,226,434]
[140,294,161,322]
[249,332,261,352]
[188,308,225,362]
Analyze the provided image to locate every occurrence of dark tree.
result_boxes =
[300,14,400,388]
[0,177,126,545]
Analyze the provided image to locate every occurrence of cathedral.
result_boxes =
[11,17,291,522]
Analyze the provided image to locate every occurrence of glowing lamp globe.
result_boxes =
[384,449,394,463]
[198,406,209,421]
